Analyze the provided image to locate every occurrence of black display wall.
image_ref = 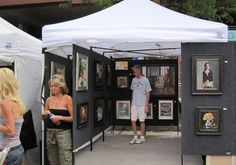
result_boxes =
[111,59,179,127]
[73,45,112,151]
[44,52,72,165]
[181,42,236,155]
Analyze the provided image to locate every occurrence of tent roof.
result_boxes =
[42,0,228,57]
[0,17,42,60]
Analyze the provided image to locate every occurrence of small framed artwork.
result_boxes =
[94,61,104,89]
[196,106,222,135]
[146,103,153,119]
[106,64,112,88]
[50,61,65,78]
[117,76,128,89]
[115,61,128,70]
[95,97,105,125]
[77,103,89,128]
[76,53,89,91]
[158,100,174,120]
[147,66,176,96]
[192,55,222,95]
[116,100,130,120]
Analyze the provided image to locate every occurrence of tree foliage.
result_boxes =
[185,0,236,24]
[58,0,236,24]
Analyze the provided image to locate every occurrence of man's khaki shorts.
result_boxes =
[131,105,146,122]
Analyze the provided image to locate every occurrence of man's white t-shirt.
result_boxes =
[130,76,152,107]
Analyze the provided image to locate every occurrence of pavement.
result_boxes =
[75,131,203,165]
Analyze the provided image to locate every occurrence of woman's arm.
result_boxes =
[0,101,16,137]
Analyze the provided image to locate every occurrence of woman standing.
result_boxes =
[43,74,73,165]
[0,68,25,165]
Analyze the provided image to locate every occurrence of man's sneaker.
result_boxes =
[129,138,143,144]
[140,137,146,143]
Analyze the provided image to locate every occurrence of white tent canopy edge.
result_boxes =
[42,0,228,58]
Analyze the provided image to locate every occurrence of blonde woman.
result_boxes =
[0,68,25,165]
[42,74,73,165]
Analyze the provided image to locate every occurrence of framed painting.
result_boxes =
[196,106,222,135]
[115,61,128,70]
[147,66,176,96]
[192,55,222,95]
[77,102,89,128]
[158,100,174,120]
[50,61,65,78]
[94,97,105,125]
[146,103,153,119]
[117,76,128,89]
[76,53,89,91]
[116,100,130,120]
[94,61,104,89]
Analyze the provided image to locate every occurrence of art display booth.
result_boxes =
[42,0,232,164]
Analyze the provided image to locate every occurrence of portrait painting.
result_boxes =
[196,106,221,135]
[94,61,104,89]
[77,103,88,128]
[147,66,175,96]
[76,53,89,91]
[116,100,130,120]
[50,61,65,78]
[95,98,105,124]
[158,100,174,120]
[117,76,128,89]
[192,55,222,95]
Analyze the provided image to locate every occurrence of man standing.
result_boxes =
[130,65,152,144]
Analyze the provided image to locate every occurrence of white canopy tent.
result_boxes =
[0,17,43,165]
[42,0,228,58]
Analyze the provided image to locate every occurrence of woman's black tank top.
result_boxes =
[45,109,72,130]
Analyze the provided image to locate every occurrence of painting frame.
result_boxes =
[77,102,89,129]
[192,55,223,95]
[158,100,174,120]
[50,61,66,78]
[94,61,104,89]
[146,103,153,120]
[115,61,128,70]
[116,100,131,120]
[94,97,105,126]
[195,106,222,136]
[116,76,129,89]
[147,65,176,96]
[76,53,89,91]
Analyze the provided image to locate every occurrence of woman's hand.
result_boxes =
[51,115,63,125]
[42,110,50,118]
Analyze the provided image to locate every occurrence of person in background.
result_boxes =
[0,68,25,165]
[42,74,73,165]
[130,65,152,144]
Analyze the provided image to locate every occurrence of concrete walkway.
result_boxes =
[76,131,203,165]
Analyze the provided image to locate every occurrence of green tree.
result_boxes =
[185,0,236,24]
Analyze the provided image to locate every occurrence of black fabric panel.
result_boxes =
[181,42,235,155]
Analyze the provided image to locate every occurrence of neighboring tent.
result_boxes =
[0,17,43,165]
[42,0,228,58]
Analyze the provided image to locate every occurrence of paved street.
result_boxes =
[76,131,203,165]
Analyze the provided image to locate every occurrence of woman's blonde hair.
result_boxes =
[0,68,25,115]
[49,74,68,95]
